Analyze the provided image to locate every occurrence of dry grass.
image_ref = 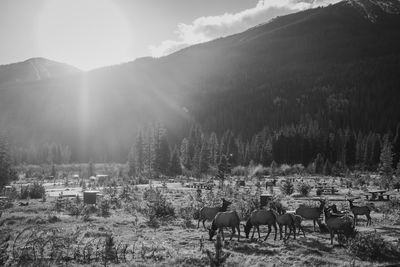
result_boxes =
[1,177,400,266]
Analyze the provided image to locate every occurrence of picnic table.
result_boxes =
[362,190,391,201]
[315,185,338,195]
[185,182,214,190]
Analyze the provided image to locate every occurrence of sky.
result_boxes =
[0,0,340,70]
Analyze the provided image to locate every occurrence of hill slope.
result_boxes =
[1,0,400,162]
[0,58,80,85]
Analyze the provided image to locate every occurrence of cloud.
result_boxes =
[149,0,341,57]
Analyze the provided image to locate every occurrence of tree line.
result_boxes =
[0,134,17,187]
[126,121,400,181]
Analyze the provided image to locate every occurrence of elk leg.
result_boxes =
[265,225,271,241]
[313,219,316,232]
[202,219,207,229]
[285,226,292,241]
[251,226,256,239]
[330,231,334,245]
[220,228,225,240]
[273,223,277,241]
[237,226,240,242]
[257,226,261,239]
[293,225,296,240]
[230,227,235,240]
[279,225,283,240]
[366,214,371,226]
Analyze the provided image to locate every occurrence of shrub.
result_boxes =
[137,176,149,185]
[19,186,30,200]
[297,182,312,196]
[231,166,247,176]
[316,187,323,196]
[280,179,294,196]
[179,206,196,228]
[28,182,46,199]
[65,201,83,217]
[103,234,118,264]
[349,232,400,262]
[98,199,111,217]
[146,190,175,219]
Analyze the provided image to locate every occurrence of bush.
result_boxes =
[19,186,30,200]
[65,201,83,217]
[280,179,294,196]
[231,166,247,176]
[30,182,45,199]
[349,232,400,262]
[98,199,111,217]
[316,188,324,196]
[297,182,312,196]
[146,189,175,219]
[27,183,46,199]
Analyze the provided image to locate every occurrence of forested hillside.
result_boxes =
[0,0,400,169]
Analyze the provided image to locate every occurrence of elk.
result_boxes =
[208,211,241,241]
[292,214,306,237]
[347,199,371,226]
[284,211,305,237]
[272,210,296,241]
[324,207,355,245]
[295,199,325,231]
[198,198,232,228]
[243,209,277,241]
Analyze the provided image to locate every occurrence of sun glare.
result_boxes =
[35,0,133,70]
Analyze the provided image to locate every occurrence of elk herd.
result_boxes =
[199,198,373,245]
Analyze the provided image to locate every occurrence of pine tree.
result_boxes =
[180,138,190,169]
[314,153,324,174]
[143,126,156,177]
[323,159,332,176]
[380,134,393,188]
[393,124,400,169]
[51,164,56,178]
[345,130,356,167]
[199,137,211,174]
[208,132,219,166]
[155,130,170,175]
[88,160,95,178]
[217,155,228,182]
[394,161,400,191]
[397,161,400,177]
[169,148,182,176]
[0,135,15,187]
[270,160,278,177]
[134,132,144,175]
[128,145,136,178]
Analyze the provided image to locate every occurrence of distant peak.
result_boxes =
[345,0,400,22]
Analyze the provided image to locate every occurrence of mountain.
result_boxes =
[0,58,80,86]
[1,0,400,163]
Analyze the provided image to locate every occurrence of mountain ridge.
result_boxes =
[0,0,400,163]
[0,57,81,86]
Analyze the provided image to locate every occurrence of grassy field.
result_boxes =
[1,176,400,266]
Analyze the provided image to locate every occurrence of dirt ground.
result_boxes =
[1,177,400,266]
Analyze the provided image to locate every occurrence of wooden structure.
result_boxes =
[315,185,338,195]
[186,182,214,190]
[362,190,391,201]
[83,190,100,204]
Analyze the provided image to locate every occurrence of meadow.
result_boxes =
[1,170,400,266]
